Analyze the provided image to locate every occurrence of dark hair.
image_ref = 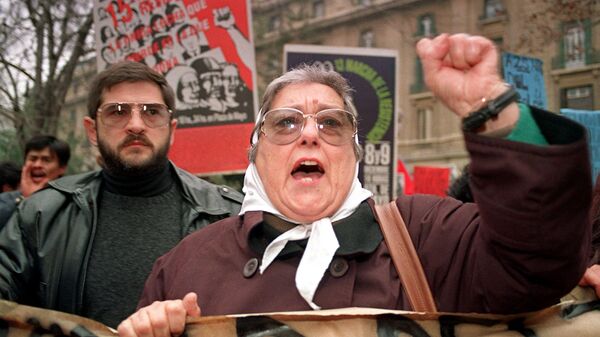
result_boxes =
[116,34,130,49]
[446,165,473,203]
[176,76,187,102]
[154,34,174,53]
[165,3,183,27]
[100,26,115,43]
[191,57,221,74]
[152,35,174,63]
[25,135,71,167]
[133,24,150,46]
[150,14,166,35]
[101,45,116,64]
[97,6,108,21]
[0,161,21,190]
[87,61,176,118]
[166,3,182,16]
[176,23,197,44]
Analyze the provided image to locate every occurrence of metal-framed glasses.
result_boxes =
[260,107,357,145]
[96,102,173,128]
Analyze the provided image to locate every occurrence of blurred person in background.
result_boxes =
[0,161,21,193]
[0,135,70,227]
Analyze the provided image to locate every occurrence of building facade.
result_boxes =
[251,0,600,175]
[61,57,99,171]
[61,0,600,178]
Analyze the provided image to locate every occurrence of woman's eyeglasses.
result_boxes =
[260,107,357,146]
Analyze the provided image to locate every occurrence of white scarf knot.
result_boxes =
[259,218,339,310]
[240,163,372,310]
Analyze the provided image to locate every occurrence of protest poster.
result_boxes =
[412,166,450,197]
[284,45,399,204]
[93,0,257,174]
[561,108,600,182]
[502,52,547,109]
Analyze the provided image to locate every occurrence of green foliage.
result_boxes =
[62,133,96,175]
[0,129,23,164]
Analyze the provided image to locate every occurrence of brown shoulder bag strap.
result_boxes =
[375,201,438,312]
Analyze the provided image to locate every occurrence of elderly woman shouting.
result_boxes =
[118,34,591,336]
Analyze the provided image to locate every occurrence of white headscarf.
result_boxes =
[239,161,372,310]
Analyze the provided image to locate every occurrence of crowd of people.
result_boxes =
[0,33,598,334]
[0,135,70,227]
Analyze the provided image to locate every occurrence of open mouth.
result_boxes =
[291,160,325,183]
[30,170,46,182]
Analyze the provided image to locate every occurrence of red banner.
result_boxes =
[413,166,450,197]
[396,159,414,195]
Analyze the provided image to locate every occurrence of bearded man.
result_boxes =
[0,61,243,327]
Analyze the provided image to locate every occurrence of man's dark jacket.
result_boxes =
[0,162,243,315]
[0,190,22,228]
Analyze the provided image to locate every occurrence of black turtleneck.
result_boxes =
[84,162,184,327]
[101,162,174,197]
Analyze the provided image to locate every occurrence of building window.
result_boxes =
[561,85,594,110]
[417,107,432,140]
[492,37,504,50]
[359,29,375,48]
[313,1,325,18]
[484,0,505,18]
[268,15,281,31]
[417,14,435,37]
[564,22,586,68]
[410,57,426,93]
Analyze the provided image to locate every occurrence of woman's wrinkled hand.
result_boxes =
[117,292,201,337]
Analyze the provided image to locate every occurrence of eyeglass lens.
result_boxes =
[262,108,356,145]
[98,103,171,128]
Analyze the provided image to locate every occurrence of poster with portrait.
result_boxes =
[284,45,399,204]
[93,0,257,174]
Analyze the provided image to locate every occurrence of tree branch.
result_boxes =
[0,55,36,82]
[56,10,93,109]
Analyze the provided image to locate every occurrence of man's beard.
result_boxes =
[97,133,170,177]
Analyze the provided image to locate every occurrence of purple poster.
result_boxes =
[284,45,399,203]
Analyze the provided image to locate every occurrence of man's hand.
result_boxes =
[579,264,600,298]
[19,162,50,197]
[416,34,519,132]
[117,292,201,337]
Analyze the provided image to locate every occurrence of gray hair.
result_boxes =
[248,64,362,162]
